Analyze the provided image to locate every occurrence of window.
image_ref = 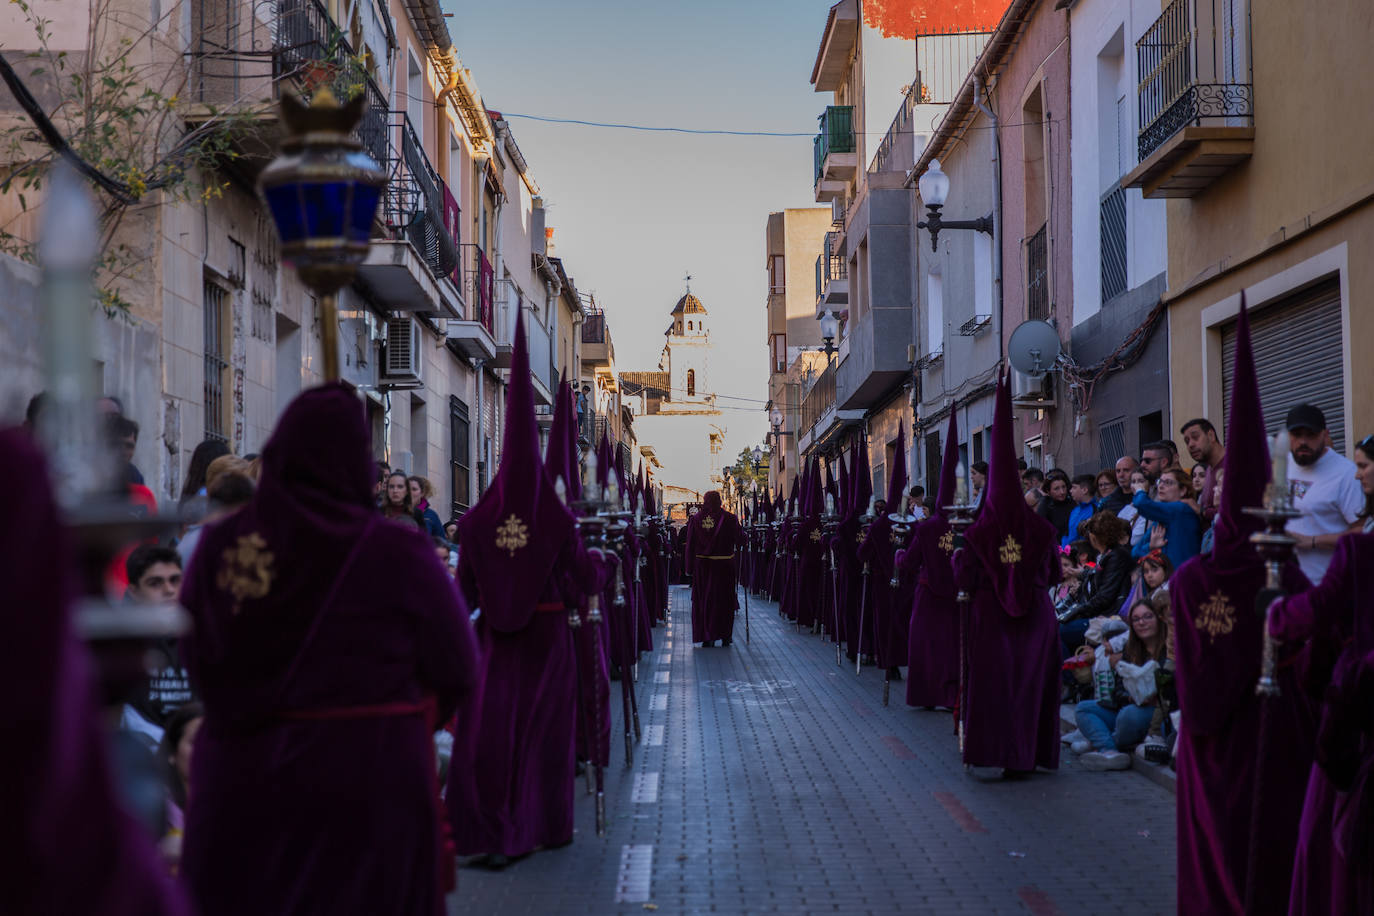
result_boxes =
[687,321,693,331]
[450,396,471,513]
[406,52,424,137]
[768,255,785,294]
[686,369,696,397]
[770,333,787,374]
[202,277,229,443]
[925,269,943,357]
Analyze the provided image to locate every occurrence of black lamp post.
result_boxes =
[259,88,388,381]
[915,160,993,253]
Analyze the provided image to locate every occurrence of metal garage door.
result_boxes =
[1221,277,1346,452]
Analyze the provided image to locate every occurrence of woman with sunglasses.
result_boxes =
[1265,434,1374,912]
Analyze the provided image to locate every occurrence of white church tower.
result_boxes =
[660,286,714,413]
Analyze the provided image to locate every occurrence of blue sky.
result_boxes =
[445,0,837,456]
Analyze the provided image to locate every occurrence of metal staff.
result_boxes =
[1240,473,1301,912]
[942,499,977,759]
[743,527,751,645]
[884,500,917,707]
[856,560,870,676]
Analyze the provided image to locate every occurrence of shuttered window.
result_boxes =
[1221,277,1345,452]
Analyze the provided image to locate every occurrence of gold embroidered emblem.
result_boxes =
[998,535,1022,565]
[1196,590,1236,642]
[701,516,716,530]
[216,532,275,614]
[856,531,865,544]
[810,529,823,542]
[938,530,955,555]
[495,514,529,556]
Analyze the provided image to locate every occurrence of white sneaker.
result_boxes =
[1070,738,1091,755]
[1061,729,1083,746]
[1080,750,1131,771]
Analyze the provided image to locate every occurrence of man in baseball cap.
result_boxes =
[1284,402,1363,579]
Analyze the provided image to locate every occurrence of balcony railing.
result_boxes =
[459,243,494,333]
[812,105,855,184]
[378,114,459,282]
[814,231,847,299]
[273,0,389,165]
[800,361,837,437]
[1135,0,1252,161]
[1026,223,1049,320]
[1100,184,1128,303]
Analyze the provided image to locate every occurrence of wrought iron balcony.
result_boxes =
[813,231,848,315]
[799,361,837,440]
[378,115,459,281]
[1026,223,1049,321]
[813,105,857,201]
[459,243,494,334]
[1126,0,1254,198]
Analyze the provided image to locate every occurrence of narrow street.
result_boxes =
[449,585,1175,915]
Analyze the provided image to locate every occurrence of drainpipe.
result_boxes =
[473,357,485,494]
[973,75,1004,363]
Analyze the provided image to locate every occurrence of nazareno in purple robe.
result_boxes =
[0,428,189,916]
[446,310,591,859]
[1269,531,1374,915]
[686,491,742,644]
[1170,295,1316,916]
[180,385,478,916]
[902,409,961,708]
[956,372,1061,772]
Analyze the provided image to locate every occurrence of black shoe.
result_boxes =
[886,667,902,681]
[1001,768,1035,780]
[700,640,714,648]
[478,853,511,870]
[721,638,732,647]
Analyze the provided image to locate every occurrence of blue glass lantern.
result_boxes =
[259,87,387,379]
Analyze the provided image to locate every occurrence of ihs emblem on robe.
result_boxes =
[216,532,275,614]
[938,530,954,555]
[700,516,716,530]
[810,529,823,542]
[998,535,1022,564]
[1196,591,1236,642]
[495,514,529,556]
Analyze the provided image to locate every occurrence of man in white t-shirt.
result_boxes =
[1284,403,1364,580]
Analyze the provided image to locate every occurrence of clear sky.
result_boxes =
[445,0,837,460]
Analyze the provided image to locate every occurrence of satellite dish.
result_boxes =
[1007,320,1062,378]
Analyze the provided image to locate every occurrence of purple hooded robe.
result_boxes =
[0,428,189,916]
[1170,296,1315,915]
[686,490,742,644]
[447,312,596,858]
[956,372,1061,772]
[901,409,962,709]
[859,428,913,669]
[180,385,477,916]
[1270,532,1374,914]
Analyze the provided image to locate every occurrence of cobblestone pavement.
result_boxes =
[448,585,1176,915]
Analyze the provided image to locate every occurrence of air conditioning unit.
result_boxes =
[830,196,845,224]
[1010,369,1055,408]
[382,318,423,385]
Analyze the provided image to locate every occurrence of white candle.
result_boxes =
[955,463,968,505]
[1272,431,1289,492]
[825,493,835,515]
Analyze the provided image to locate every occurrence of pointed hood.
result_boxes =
[935,409,960,518]
[853,436,873,518]
[456,309,575,631]
[885,426,908,512]
[808,456,824,520]
[595,428,613,493]
[1212,292,1270,565]
[545,371,581,502]
[787,474,800,516]
[633,462,646,513]
[643,475,657,517]
[823,459,838,514]
[834,449,849,517]
[962,370,1057,616]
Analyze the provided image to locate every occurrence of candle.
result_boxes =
[1272,431,1289,493]
[583,450,597,496]
[554,475,567,505]
[955,463,968,505]
[825,493,836,515]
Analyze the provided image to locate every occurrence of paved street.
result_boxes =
[447,585,1175,915]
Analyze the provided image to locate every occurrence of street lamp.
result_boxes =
[259,88,388,381]
[818,310,839,360]
[915,159,993,253]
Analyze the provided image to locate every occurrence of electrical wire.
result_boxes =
[499,111,1064,138]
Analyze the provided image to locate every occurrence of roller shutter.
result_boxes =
[1221,277,1346,452]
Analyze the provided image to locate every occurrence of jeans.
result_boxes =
[1075,700,1154,751]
